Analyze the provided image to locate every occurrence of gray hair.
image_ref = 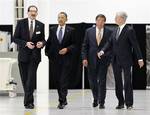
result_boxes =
[116,11,128,21]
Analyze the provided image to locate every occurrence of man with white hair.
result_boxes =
[97,11,144,109]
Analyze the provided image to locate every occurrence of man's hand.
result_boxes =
[97,51,104,59]
[59,48,68,55]
[36,41,43,48]
[138,60,144,68]
[82,59,88,67]
[26,42,35,49]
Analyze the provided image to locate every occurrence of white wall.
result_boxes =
[0,0,14,24]
[49,0,150,24]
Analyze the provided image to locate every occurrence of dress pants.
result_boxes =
[54,57,71,104]
[112,60,133,106]
[18,60,39,106]
[88,62,108,105]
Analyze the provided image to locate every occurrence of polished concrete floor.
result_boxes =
[0,90,150,115]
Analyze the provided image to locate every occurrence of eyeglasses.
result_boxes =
[29,10,37,13]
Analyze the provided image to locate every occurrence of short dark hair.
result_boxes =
[28,5,38,12]
[59,12,68,18]
[95,14,106,22]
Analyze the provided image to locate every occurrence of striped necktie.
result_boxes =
[58,27,63,43]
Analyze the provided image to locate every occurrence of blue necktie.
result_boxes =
[58,27,63,43]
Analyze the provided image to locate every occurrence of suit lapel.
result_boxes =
[54,26,60,44]
[61,26,69,44]
[32,20,39,39]
[24,18,30,40]
[92,27,97,46]
[99,27,106,45]
[32,20,37,37]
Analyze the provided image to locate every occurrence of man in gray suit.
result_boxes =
[98,12,144,109]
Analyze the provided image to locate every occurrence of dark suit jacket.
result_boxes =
[102,25,143,67]
[81,26,112,71]
[13,18,45,62]
[45,25,77,67]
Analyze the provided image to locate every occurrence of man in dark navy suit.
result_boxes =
[98,12,144,109]
[45,12,77,109]
[13,5,45,109]
[82,14,112,109]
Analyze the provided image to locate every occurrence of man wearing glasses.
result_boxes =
[13,5,45,109]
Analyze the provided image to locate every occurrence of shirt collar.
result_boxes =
[58,25,66,30]
[96,27,104,35]
[119,23,126,30]
[28,18,35,23]
[96,27,104,32]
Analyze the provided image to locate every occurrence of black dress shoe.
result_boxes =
[92,100,98,107]
[25,104,34,109]
[127,106,133,110]
[93,101,98,107]
[57,102,67,109]
[116,105,124,109]
[99,104,105,109]
[57,103,65,109]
